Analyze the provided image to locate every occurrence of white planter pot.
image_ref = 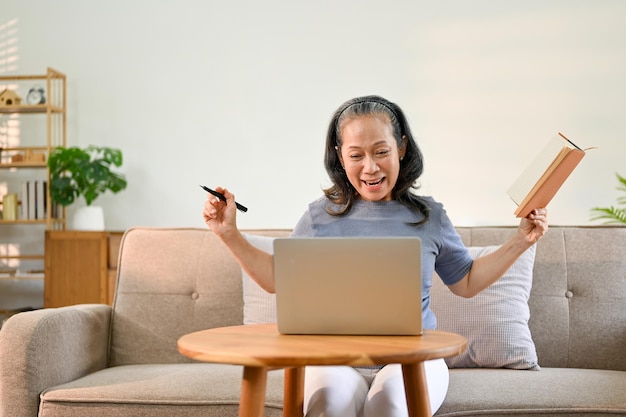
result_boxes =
[71,206,105,231]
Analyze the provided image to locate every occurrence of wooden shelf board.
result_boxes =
[0,105,64,114]
[0,146,48,151]
[0,219,50,225]
[0,162,47,168]
[0,274,44,281]
[0,74,48,81]
[0,255,45,260]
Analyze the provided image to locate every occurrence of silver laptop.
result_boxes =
[273,237,423,335]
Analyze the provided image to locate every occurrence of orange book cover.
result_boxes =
[508,133,588,218]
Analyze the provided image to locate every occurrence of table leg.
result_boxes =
[240,366,268,417]
[402,362,432,417]
[283,367,305,417]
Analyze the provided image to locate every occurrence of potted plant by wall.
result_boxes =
[47,145,127,230]
[590,173,626,224]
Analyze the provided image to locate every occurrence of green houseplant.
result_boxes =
[590,173,626,224]
[47,145,127,207]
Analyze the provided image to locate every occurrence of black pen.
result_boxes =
[199,185,248,212]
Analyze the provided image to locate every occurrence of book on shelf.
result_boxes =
[507,132,591,218]
[18,180,47,220]
[20,181,28,220]
[27,181,36,219]
[35,180,46,219]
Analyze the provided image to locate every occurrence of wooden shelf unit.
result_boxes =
[0,68,67,272]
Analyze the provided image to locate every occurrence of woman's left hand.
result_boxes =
[519,208,549,244]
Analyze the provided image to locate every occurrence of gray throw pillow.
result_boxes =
[430,245,540,370]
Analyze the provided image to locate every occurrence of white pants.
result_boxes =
[303,359,449,417]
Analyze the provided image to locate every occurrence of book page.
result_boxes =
[507,135,571,205]
[515,147,570,210]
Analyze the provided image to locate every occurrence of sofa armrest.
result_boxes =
[0,304,112,417]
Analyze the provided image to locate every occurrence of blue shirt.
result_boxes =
[290,196,472,330]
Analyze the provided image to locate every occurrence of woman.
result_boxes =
[203,95,548,417]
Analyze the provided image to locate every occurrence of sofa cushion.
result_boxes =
[431,245,539,370]
[39,363,285,417]
[435,367,626,416]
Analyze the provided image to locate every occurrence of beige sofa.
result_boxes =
[0,226,624,417]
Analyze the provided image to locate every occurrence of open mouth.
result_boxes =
[363,178,385,186]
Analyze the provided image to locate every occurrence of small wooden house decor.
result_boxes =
[0,89,21,106]
[11,149,46,163]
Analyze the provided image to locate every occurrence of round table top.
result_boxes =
[178,324,467,368]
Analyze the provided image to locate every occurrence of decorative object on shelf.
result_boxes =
[26,85,45,105]
[48,146,127,230]
[0,268,18,277]
[0,89,21,106]
[9,148,46,163]
[1,193,18,220]
[590,173,626,224]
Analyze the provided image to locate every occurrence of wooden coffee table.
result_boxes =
[177,323,466,417]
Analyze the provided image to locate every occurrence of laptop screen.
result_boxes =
[273,237,422,335]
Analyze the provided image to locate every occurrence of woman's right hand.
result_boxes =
[202,186,238,239]
[202,187,276,293]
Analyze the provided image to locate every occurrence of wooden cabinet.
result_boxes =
[44,231,123,308]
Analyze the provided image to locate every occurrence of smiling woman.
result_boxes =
[202,94,550,417]
[335,115,405,202]
[323,95,429,220]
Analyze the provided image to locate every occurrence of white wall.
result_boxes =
[2,0,625,232]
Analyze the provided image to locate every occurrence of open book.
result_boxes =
[507,132,588,218]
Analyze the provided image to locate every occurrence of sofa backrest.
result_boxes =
[108,227,290,366]
[109,226,626,370]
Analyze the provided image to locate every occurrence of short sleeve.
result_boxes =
[433,207,473,286]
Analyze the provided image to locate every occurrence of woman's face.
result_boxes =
[337,115,406,202]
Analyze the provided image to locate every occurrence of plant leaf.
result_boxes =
[589,173,626,225]
[590,206,626,224]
